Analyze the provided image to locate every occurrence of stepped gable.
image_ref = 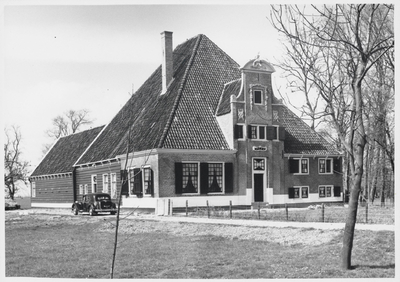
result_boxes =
[31,125,104,176]
[162,35,241,149]
[274,104,339,155]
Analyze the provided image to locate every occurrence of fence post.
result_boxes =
[366,202,368,223]
[186,200,188,217]
[322,204,325,223]
[229,200,232,219]
[285,204,288,221]
[207,200,210,218]
[258,202,261,220]
[169,199,173,216]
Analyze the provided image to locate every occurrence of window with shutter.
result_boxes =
[132,168,143,195]
[278,127,285,140]
[334,158,342,173]
[234,124,244,139]
[143,168,153,196]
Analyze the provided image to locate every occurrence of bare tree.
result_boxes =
[46,109,93,139]
[270,4,394,269]
[43,109,94,155]
[4,126,30,200]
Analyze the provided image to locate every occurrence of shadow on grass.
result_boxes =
[352,264,395,270]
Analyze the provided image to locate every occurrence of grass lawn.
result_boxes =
[5,213,395,279]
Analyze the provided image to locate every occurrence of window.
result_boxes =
[207,163,223,193]
[79,184,83,195]
[110,173,117,198]
[253,158,265,171]
[84,184,88,194]
[234,124,245,139]
[288,186,309,199]
[319,185,334,197]
[289,158,309,174]
[254,90,263,104]
[31,182,36,198]
[128,168,153,196]
[182,163,199,194]
[175,162,234,195]
[91,175,97,193]
[319,158,333,174]
[102,174,109,193]
[143,168,153,195]
[248,125,285,141]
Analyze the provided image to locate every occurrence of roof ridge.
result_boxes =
[157,34,203,148]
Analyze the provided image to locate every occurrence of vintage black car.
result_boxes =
[72,193,117,216]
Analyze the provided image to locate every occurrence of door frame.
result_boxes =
[252,157,267,202]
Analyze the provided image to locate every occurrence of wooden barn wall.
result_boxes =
[75,162,121,200]
[31,175,74,203]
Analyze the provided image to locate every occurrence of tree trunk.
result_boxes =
[370,147,381,204]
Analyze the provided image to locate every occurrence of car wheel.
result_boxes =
[73,207,79,215]
[89,207,96,216]
[111,211,116,215]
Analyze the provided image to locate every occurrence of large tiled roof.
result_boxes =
[77,34,240,165]
[30,126,104,176]
[273,104,340,155]
[216,79,242,116]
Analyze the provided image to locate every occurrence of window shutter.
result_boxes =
[234,124,240,139]
[247,125,252,139]
[224,162,233,193]
[288,187,294,199]
[120,170,129,196]
[334,158,342,173]
[133,168,142,194]
[334,186,341,197]
[200,163,209,194]
[175,163,183,194]
[278,127,285,141]
[266,126,275,140]
[289,159,299,173]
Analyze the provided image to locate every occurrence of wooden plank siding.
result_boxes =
[31,174,74,203]
[75,162,121,200]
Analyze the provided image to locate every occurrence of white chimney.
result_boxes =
[161,31,173,95]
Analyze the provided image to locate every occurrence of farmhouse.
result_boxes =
[30,31,343,210]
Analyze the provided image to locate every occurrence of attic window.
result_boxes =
[254,90,263,104]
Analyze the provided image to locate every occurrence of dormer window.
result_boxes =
[254,90,263,104]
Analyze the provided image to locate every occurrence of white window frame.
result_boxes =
[31,181,36,198]
[102,174,109,193]
[142,166,153,196]
[110,173,117,198]
[91,174,97,193]
[84,184,88,194]
[181,161,200,195]
[318,158,333,174]
[293,158,309,175]
[294,186,309,199]
[250,124,267,140]
[79,184,83,195]
[207,162,225,195]
[127,167,137,196]
[319,185,334,198]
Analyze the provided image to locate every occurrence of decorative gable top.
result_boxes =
[30,125,105,176]
[241,58,276,73]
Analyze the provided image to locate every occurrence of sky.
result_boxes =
[2,1,289,175]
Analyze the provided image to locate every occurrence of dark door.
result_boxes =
[254,174,264,202]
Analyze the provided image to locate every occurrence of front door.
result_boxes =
[254,174,264,202]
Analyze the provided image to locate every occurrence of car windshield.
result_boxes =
[96,195,110,201]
